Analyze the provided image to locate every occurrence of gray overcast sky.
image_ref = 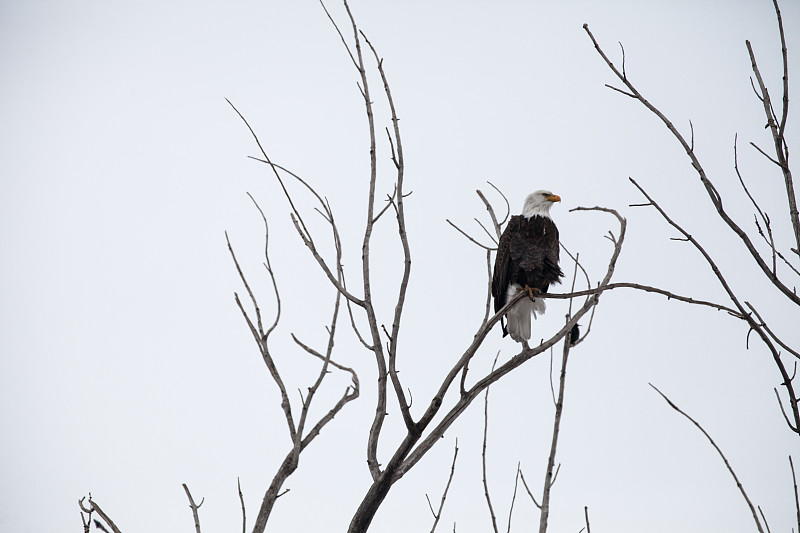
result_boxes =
[2,1,799,532]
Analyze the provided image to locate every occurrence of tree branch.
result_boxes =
[538,329,574,533]
[733,134,780,276]
[227,100,366,308]
[650,384,765,533]
[182,484,203,533]
[630,178,800,433]
[584,23,800,306]
[238,478,246,533]
[746,1,799,257]
[482,356,501,533]
[791,455,800,533]
[427,440,459,533]
[327,0,391,482]
[584,506,592,533]
[519,468,541,509]
[541,281,743,318]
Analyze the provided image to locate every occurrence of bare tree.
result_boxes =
[77,1,623,529]
[225,2,625,532]
[77,2,798,532]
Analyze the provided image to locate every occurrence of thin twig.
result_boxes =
[447,219,496,250]
[548,347,557,407]
[733,135,780,276]
[475,217,499,245]
[482,354,501,533]
[79,500,93,533]
[759,506,773,533]
[519,468,541,509]
[477,189,503,239]
[745,302,800,360]
[238,478,246,533]
[487,181,511,227]
[650,384,765,533]
[584,506,591,533]
[791,455,800,533]
[428,440,459,533]
[506,465,521,533]
[317,0,358,68]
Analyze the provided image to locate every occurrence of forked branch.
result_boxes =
[584,15,800,436]
[226,190,360,532]
[583,22,800,307]
[745,0,798,256]
[182,484,203,533]
[78,496,123,533]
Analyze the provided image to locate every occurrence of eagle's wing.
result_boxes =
[492,216,522,313]
[543,223,563,285]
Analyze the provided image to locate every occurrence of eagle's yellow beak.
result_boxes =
[547,194,561,203]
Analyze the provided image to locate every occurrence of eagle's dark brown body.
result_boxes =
[492,214,563,337]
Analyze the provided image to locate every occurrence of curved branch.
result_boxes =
[745,302,800,360]
[650,384,765,533]
[541,282,743,318]
[248,194,282,336]
[79,497,123,533]
[487,181,511,228]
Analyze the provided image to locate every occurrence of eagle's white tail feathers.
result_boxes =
[507,297,533,342]
[506,284,546,342]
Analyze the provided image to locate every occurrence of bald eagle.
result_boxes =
[492,191,563,342]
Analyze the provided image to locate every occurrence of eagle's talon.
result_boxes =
[522,285,539,300]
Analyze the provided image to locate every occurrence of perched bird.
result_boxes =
[569,323,580,346]
[492,190,563,342]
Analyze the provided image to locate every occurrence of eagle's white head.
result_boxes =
[522,190,561,219]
